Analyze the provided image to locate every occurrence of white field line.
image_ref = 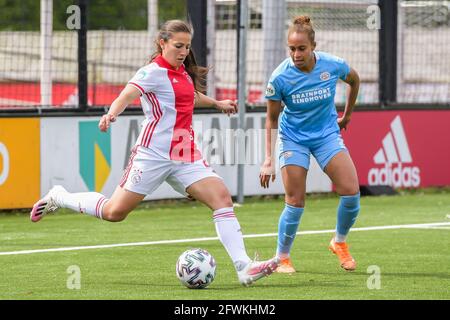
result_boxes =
[411,226,450,230]
[1,221,449,256]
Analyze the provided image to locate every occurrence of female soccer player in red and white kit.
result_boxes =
[30,20,278,286]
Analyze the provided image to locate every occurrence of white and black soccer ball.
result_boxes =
[176,248,216,289]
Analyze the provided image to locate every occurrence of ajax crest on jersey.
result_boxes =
[176,248,216,289]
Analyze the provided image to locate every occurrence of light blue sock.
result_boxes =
[335,193,360,242]
[277,204,304,256]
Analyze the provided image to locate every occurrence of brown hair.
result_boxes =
[150,20,208,93]
[288,15,315,43]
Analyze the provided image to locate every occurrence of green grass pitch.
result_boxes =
[0,189,449,300]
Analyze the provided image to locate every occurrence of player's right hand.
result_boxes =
[98,113,117,132]
[259,158,276,188]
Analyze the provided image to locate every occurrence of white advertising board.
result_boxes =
[41,113,331,199]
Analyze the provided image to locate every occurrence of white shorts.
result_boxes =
[119,146,221,196]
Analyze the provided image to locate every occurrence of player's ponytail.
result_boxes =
[184,50,208,94]
[150,20,208,93]
[289,15,315,43]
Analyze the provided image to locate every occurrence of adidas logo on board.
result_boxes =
[368,115,421,187]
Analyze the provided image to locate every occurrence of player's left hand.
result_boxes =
[259,157,276,188]
[338,116,351,131]
[216,100,238,116]
[99,113,117,132]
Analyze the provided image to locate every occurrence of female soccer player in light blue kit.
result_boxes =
[260,16,361,273]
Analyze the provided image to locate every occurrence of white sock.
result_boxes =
[55,191,108,220]
[334,232,347,243]
[213,207,251,271]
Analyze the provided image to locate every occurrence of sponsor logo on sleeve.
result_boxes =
[265,83,276,97]
[136,69,148,80]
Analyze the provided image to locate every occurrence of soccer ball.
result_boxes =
[176,248,216,289]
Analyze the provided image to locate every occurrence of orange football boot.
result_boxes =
[329,238,356,271]
[275,257,296,274]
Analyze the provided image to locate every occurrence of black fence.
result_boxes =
[0,0,448,116]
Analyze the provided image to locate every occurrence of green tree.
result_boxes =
[0,0,187,31]
[0,0,40,30]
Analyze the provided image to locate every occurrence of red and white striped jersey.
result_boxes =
[128,55,202,162]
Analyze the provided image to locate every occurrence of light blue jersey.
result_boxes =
[265,51,350,146]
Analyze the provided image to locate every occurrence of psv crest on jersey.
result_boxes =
[320,72,330,81]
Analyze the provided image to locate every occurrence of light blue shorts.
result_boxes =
[279,133,348,171]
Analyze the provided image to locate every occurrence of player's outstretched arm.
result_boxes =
[194,91,237,116]
[99,85,141,132]
[260,99,282,188]
[338,67,360,130]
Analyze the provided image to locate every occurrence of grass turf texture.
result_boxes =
[0,189,449,300]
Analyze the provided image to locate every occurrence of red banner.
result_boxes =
[0,83,261,108]
[341,110,450,188]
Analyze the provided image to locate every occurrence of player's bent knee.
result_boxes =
[102,207,129,222]
[216,188,233,208]
[217,195,233,209]
[224,199,234,208]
